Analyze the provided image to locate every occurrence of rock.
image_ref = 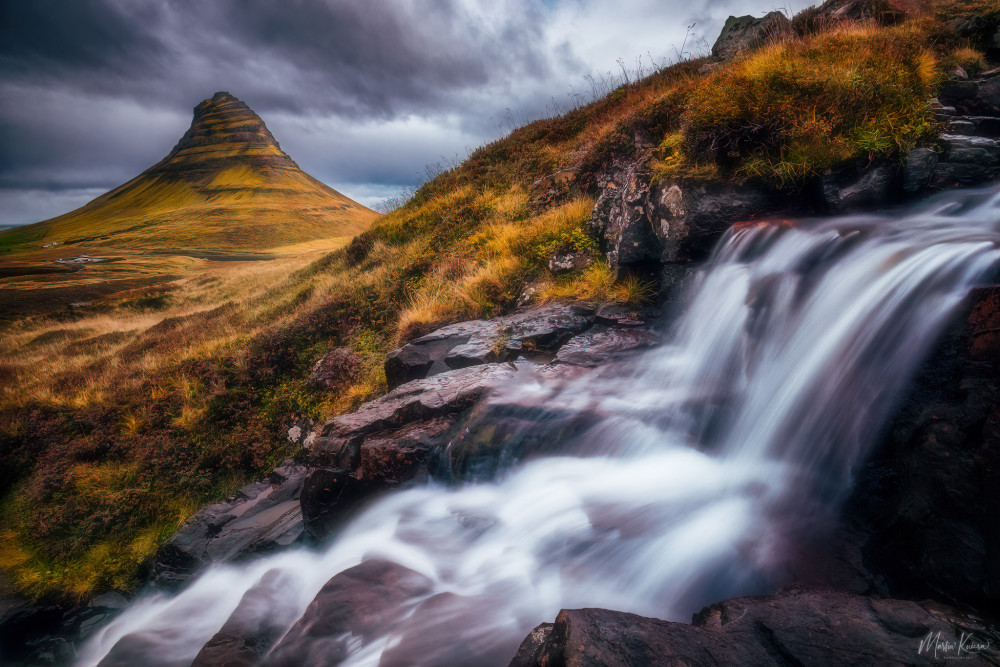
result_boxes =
[902,148,939,193]
[822,165,897,211]
[512,586,1000,666]
[808,0,915,25]
[191,570,301,667]
[264,559,433,667]
[940,74,1000,115]
[589,158,660,273]
[711,12,792,61]
[554,326,662,367]
[384,303,597,389]
[547,251,592,274]
[930,135,1000,188]
[147,463,308,589]
[648,180,777,264]
[358,417,453,482]
[309,347,361,390]
[299,467,388,541]
[322,364,520,445]
[853,287,1000,610]
[507,623,554,667]
[531,169,575,209]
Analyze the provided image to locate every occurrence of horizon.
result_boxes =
[0,0,814,227]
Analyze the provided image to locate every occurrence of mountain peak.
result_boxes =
[20,92,375,250]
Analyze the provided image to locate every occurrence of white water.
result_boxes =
[80,187,1000,666]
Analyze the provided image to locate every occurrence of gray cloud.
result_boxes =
[0,0,816,225]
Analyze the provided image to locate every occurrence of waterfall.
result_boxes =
[79,186,1000,666]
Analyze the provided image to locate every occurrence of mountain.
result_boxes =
[10,92,376,250]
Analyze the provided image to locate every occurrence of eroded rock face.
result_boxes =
[510,586,1000,667]
[711,12,792,61]
[263,559,433,667]
[853,287,1000,611]
[147,463,308,590]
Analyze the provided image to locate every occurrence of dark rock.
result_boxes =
[648,181,777,264]
[192,570,300,667]
[309,347,361,390]
[555,326,662,367]
[589,158,660,273]
[808,0,914,25]
[547,251,592,274]
[264,559,433,667]
[147,463,307,590]
[940,74,1000,115]
[385,320,493,389]
[358,417,453,482]
[711,12,792,61]
[299,467,389,541]
[321,364,520,446]
[854,287,1000,611]
[507,623,553,667]
[513,586,1000,666]
[384,303,597,389]
[902,148,940,193]
[822,165,897,211]
[941,133,1000,164]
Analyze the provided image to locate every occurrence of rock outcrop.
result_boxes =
[711,12,793,61]
[511,586,1000,666]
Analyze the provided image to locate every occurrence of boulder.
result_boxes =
[192,570,301,667]
[263,559,433,667]
[589,157,661,273]
[940,73,1000,115]
[511,586,1000,666]
[547,251,592,274]
[384,303,597,389]
[711,12,792,61]
[309,347,361,390]
[146,463,307,590]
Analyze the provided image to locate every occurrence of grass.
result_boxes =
[0,0,993,601]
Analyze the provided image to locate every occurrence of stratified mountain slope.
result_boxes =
[13,92,375,250]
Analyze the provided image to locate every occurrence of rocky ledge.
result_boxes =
[145,301,660,590]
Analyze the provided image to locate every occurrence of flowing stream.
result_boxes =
[80,186,1000,666]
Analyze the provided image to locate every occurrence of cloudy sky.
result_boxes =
[0,0,813,225]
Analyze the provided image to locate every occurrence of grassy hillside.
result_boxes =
[0,0,994,600]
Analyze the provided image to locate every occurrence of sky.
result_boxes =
[0,0,814,225]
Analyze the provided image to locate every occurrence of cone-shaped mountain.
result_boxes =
[16,92,376,250]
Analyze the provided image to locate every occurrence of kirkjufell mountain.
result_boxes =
[16,92,376,250]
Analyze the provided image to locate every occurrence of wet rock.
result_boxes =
[822,165,897,211]
[299,467,391,541]
[512,586,1000,666]
[191,570,301,667]
[358,418,453,482]
[384,303,597,389]
[554,326,663,367]
[321,364,520,446]
[309,347,361,390]
[264,559,433,667]
[854,287,1000,611]
[711,12,792,61]
[508,623,554,667]
[902,148,939,194]
[547,251,592,274]
[147,463,308,590]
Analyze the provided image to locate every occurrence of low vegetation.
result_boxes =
[0,0,995,600]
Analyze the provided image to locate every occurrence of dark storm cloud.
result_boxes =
[0,0,816,223]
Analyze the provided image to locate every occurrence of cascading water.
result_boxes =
[80,186,1000,666]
